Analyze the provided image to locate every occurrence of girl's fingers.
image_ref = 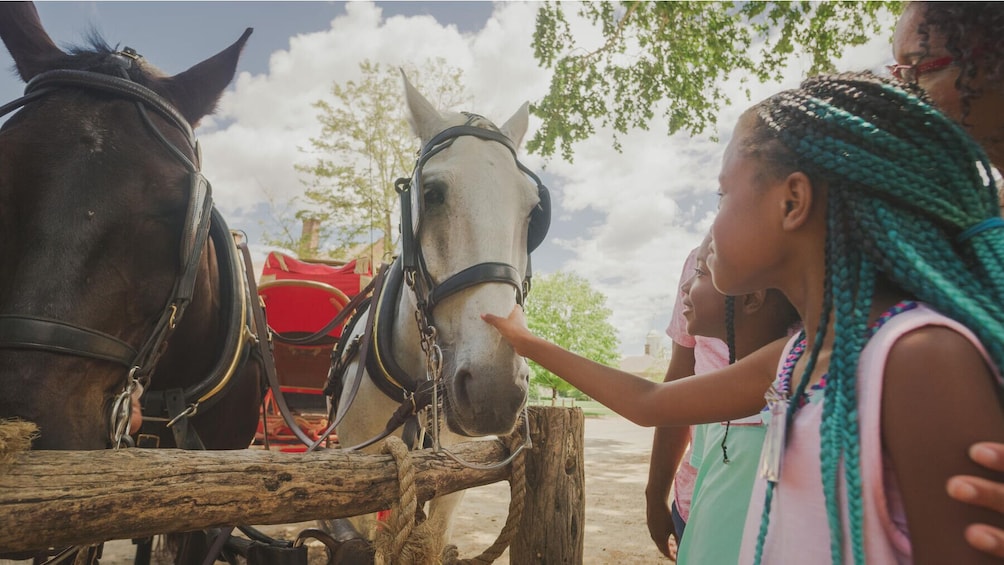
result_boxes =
[970,442,1004,472]
[964,524,1004,558]
[948,475,1004,514]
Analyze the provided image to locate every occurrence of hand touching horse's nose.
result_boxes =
[482,305,534,356]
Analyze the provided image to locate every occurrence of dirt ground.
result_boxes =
[8,415,671,565]
[447,414,669,564]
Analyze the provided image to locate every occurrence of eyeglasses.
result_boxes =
[887,55,955,84]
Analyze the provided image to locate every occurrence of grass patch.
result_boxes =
[530,398,614,417]
[575,399,615,417]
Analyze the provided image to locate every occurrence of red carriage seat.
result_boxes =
[258,279,348,392]
[258,279,351,341]
[255,252,372,447]
[259,251,372,296]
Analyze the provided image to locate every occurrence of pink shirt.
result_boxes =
[739,305,998,564]
[666,249,730,520]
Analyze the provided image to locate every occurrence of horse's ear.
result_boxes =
[0,2,65,82]
[158,28,252,126]
[500,102,530,149]
[401,69,443,142]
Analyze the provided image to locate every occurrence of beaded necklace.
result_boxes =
[758,300,919,482]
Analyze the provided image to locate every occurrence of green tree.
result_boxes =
[529,1,901,160]
[278,59,469,260]
[524,271,620,402]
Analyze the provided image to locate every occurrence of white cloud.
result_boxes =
[193,2,897,356]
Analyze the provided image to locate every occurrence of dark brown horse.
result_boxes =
[0,3,265,562]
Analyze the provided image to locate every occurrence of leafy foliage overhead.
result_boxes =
[529,1,900,160]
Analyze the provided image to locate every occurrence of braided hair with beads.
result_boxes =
[741,72,1004,565]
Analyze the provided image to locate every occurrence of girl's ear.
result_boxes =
[780,171,817,231]
[742,290,768,314]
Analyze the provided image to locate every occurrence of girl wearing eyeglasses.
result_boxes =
[893,4,1004,557]
[892,3,1004,182]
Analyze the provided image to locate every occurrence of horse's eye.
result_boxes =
[423,181,446,207]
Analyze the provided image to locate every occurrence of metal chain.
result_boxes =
[110,367,142,449]
[402,266,531,469]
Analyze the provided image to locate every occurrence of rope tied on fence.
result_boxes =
[373,430,528,565]
[374,435,420,565]
[442,431,528,565]
[0,418,38,465]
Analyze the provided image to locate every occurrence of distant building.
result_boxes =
[619,330,670,380]
[298,218,391,272]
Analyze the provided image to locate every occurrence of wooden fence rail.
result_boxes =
[0,406,584,563]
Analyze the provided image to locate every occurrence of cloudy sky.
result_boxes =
[0,2,897,357]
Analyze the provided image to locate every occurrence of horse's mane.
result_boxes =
[51,31,165,87]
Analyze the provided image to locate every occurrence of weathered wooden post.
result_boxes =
[511,405,585,564]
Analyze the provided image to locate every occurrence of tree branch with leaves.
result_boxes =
[529,1,901,160]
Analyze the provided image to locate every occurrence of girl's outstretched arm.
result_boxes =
[483,305,782,426]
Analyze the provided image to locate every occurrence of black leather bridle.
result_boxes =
[328,115,552,445]
[396,113,551,324]
[0,53,214,411]
[315,115,550,457]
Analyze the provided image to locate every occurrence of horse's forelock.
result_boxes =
[62,33,166,86]
[459,112,502,134]
[434,110,499,134]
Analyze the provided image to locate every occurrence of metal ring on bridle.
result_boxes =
[425,343,443,381]
[110,370,143,448]
[166,402,199,428]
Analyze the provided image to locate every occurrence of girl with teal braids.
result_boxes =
[483,71,1004,563]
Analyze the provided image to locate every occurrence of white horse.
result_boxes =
[321,74,550,562]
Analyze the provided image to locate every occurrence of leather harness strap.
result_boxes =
[305,263,390,452]
[238,240,320,448]
[368,260,420,399]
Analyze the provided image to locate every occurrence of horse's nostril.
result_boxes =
[452,369,473,405]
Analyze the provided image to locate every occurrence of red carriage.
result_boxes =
[254,251,373,451]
